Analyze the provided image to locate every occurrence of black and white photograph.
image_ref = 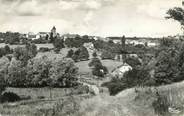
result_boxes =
[0,0,183,116]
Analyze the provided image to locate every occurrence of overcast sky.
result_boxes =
[0,0,182,37]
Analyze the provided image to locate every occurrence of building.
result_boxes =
[26,32,37,40]
[51,26,57,38]
[111,63,132,78]
[36,32,50,39]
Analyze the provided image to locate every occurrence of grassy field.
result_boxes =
[76,59,123,74]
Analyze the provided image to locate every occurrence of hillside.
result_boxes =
[75,81,184,116]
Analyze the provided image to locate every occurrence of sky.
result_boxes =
[0,0,182,37]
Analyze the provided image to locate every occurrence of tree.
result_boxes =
[49,58,79,87]
[154,48,179,85]
[53,38,64,53]
[26,56,52,87]
[101,50,115,60]
[166,7,184,26]
[0,57,8,94]
[88,57,108,77]
[7,58,27,87]
[66,49,74,58]
[78,46,89,61]
[13,43,37,65]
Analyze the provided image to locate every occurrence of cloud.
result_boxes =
[0,0,182,37]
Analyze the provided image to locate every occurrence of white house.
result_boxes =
[111,63,132,78]
[36,32,49,39]
[26,32,37,40]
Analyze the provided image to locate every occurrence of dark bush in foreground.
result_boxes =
[0,92,20,103]
[102,78,128,95]
[39,47,50,52]
[152,94,170,116]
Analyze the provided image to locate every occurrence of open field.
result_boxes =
[76,60,123,74]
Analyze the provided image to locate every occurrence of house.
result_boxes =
[36,32,50,39]
[26,32,37,40]
[111,63,132,78]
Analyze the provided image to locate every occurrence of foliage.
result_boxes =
[78,46,89,61]
[26,56,79,87]
[125,57,142,68]
[101,50,115,60]
[65,36,94,48]
[53,38,65,53]
[0,45,13,57]
[4,32,20,45]
[68,47,89,62]
[7,58,27,87]
[0,92,20,103]
[103,66,152,95]
[152,93,170,116]
[26,56,52,87]
[66,49,74,58]
[154,48,179,85]
[39,47,50,52]
[166,7,184,26]
[49,58,79,87]
[88,57,108,77]
[32,38,48,44]
[0,75,5,95]
[13,43,37,65]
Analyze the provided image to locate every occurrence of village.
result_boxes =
[1,0,184,116]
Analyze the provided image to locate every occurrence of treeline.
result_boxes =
[0,43,79,88]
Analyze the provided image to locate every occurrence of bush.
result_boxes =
[66,49,74,58]
[125,57,142,68]
[7,58,27,87]
[39,47,50,52]
[27,56,79,87]
[101,50,115,60]
[0,92,20,103]
[49,58,79,87]
[88,57,108,77]
[53,38,64,53]
[78,46,89,61]
[102,78,128,95]
[152,93,170,116]
[13,43,37,65]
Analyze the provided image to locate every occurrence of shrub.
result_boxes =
[26,56,51,87]
[27,56,79,87]
[49,58,79,87]
[66,49,74,58]
[7,58,27,87]
[53,38,64,53]
[0,75,5,95]
[13,43,37,65]
[152,93,170,116]
[101,50,115,60]
[102,78,128,95]
[78,46,89,61]
[39,47,50,52]
[125,57,142,68]
[89,57,108,77]
[0,92,20,103]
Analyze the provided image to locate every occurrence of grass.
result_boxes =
[76,59,124,74]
